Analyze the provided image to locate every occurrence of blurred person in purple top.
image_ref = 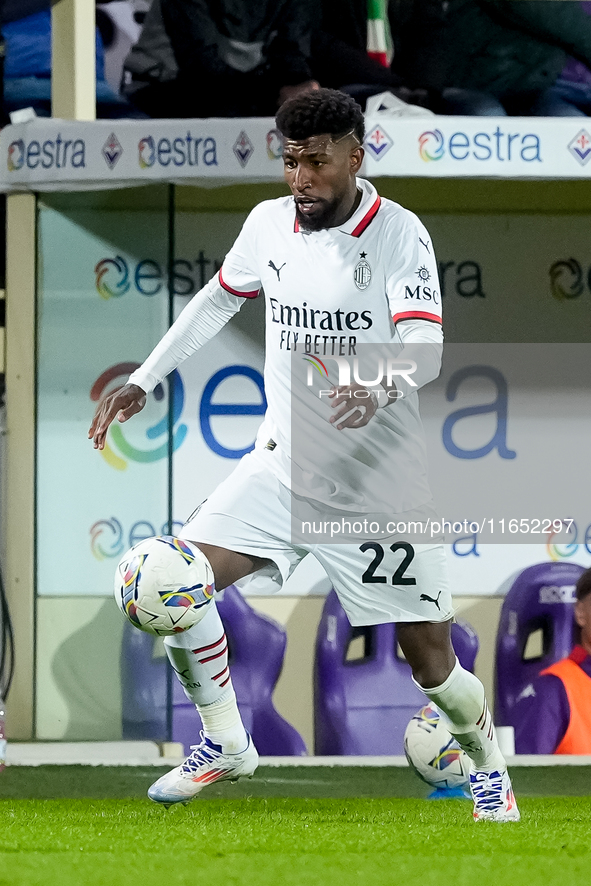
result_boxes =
[514,569,591,755]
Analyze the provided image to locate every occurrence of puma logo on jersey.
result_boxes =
[419,237,430,253]
[420,590,442,610]
[269,260,286,281]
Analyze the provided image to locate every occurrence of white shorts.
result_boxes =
[180,451,452,627]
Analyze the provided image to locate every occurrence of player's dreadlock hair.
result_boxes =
[276,88,365,145]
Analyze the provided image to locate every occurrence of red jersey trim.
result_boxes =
[350,196,381,237]
[392,310,443,325]
[218,268,259,299]
[293,195,381,236]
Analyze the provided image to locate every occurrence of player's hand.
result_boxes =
[88,383,147,450]
[328,384,378,430]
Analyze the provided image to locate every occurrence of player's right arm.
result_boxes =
[89,208,264,450]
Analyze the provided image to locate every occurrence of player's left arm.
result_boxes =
[379,212,443,403]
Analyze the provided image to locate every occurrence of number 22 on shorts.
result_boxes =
[359,542,417,586]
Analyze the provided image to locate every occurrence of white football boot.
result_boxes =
[469,767,521,822]
[148,732,258,807]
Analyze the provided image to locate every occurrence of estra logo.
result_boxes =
[95,253,224,298]
[137,133,218,168]
[7,134,86,170]
[418,126,542,163]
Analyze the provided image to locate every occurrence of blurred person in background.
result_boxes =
[0,0,135,117]
[394,0,591,116]
[311,0,506,115]
[514,569,591,754]
[124,0,318,118]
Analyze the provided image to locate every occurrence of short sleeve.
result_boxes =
[218,205,263,299]
[385,212,442,327]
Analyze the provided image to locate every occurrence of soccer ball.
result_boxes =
[114,536,215,636]
[404,704,470,790]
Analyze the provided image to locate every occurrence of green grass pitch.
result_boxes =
[1,766,590,886]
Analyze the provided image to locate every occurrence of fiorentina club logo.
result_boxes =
[233,131,254,167]
[568,129,591,166]
[364,125,393,160]
[102,132,123,169]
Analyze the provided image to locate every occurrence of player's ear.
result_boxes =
[350,146,364,174]
[574,599,585,628]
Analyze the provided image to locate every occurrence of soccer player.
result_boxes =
[89,89,519,822]
[514,568,591,755]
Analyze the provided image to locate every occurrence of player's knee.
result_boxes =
[412,660,454,690]
[409,648,456,690]
[187,540,270,591]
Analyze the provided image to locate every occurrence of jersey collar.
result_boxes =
[293,178,381,237]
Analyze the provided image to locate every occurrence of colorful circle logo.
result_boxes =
[91,517,125,561]
[546,521,578,561]
[95,256,131,300]
[90,362,188,470]
[266,129,283,159]
[419,129,445,162]
[7,139,25,171]
[549,259,584,301]
[139,136,156,168]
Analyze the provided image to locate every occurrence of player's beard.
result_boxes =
[295,195,345,232]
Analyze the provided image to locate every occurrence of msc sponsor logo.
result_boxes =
[94,252,224,297]
[137,132,218,168]
[548,257,591,300]
[7,134,86,171]
[568,129,591,166]
[419,126,542,163]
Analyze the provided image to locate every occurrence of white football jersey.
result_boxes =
[130,178,443,519]
[218,178,442,514]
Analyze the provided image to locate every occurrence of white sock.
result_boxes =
[416,658,506,772]
[164,600,248,754]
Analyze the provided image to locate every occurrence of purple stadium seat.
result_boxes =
[494,562,584,728]
[122,585,307,755]
[314,589,479,755]
[121,618,169,742]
